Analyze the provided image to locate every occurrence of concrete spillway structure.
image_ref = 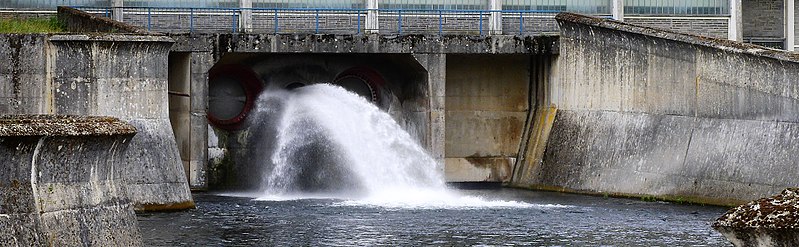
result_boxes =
[141,7,798,204]
[168,33,556,189]
[0,115,142,246]
[0,31,193,211]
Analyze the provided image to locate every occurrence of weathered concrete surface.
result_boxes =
[0,33,194,210]
[49,34,194,211]
[511,13,799,205]
[444,54,528,182]
[0,34,49,114]
[714,188,799,247]
[0,115,142,246]
[512,55,558,186]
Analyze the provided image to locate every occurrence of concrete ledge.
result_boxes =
[0,115,135,136]
[0,115,142,246]
[49,34,173,43]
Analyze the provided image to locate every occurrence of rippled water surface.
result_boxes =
[138,189,731,246]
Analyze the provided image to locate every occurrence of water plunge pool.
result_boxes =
[138,188,729,246]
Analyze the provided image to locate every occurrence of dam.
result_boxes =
[2,0,799,245]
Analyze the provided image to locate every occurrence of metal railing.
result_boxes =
[75,6,566,35]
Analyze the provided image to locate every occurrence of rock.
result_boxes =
[713,188,799,247]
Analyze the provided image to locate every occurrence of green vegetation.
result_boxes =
[0,17,65,33]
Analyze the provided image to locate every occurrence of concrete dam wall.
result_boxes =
[0,115,141,246]
[512,13,799,205]
[0,33,193,210]
[155,9,797,204]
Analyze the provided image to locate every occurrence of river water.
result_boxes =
[138,189,730,246]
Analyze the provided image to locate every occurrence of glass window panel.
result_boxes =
[625,0,729,16]
[381,0,486,10]
[2,0,111,8]
[502,0,611,14]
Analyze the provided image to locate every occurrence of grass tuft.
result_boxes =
[0,17,65,33]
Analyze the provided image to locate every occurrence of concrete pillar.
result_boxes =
[187,51,213,190]
[239,0,252,33]
[786,0,795,51]
[366,0,379,34]
[489,0,502,35]
[612,0,624,21]
[111,0,123,22]
[729,0,743,41]
[412,54,446,168]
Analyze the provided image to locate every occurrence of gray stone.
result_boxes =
[714,188,799,247]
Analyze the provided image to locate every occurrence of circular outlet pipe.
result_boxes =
[333,67,385,105]
[207,64,263,130]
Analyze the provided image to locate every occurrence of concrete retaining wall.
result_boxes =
[0,115,141,246]
[0,33,193,210]
[512,12,799,205]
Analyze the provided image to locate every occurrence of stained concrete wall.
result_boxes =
[0,33,194,210]
[0,116,142,246]
[444,54,529,182]
[512,12,799,205]
[0,34,49,114]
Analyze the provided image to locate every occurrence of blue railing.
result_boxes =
[74,6,567,35]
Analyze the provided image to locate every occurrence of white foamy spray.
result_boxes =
[249,84,538,209]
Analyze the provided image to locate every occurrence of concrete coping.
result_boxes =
[555,12,799,64]
[48,34,173,43]
[713,188,799,229]
[0,115,137,136]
